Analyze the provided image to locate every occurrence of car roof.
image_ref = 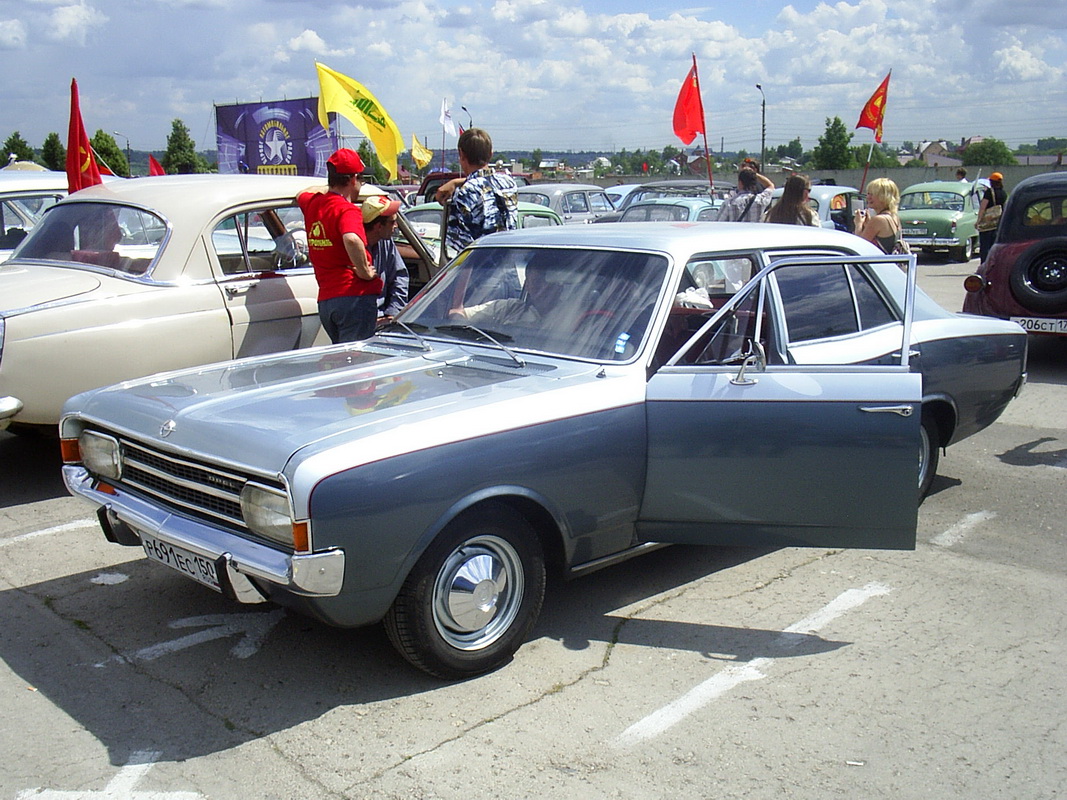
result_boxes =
[625,197,716,209]
[902,181,973,193]
[0,170,71,193]
[518,183,607,195]
[52,174,316,214]
[772,184,859,198]
[473,219,883,256]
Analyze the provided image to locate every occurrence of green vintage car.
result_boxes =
[899,180,985,262]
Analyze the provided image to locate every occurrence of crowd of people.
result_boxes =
[298,136,1009,343]
[297,127,519,344]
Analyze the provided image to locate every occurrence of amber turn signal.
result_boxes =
[59,438,81,464]
[963,274,987,293]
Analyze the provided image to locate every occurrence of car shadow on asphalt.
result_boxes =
[0,542,852,767]
[0,431,67,508]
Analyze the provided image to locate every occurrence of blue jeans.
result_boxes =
[319,294,378,343]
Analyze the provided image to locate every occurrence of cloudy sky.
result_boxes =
[1,0,1064,157]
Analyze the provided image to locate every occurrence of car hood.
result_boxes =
[65,340,635,479]
[0,263,102,313]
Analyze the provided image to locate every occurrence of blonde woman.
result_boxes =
[854,177,901,253]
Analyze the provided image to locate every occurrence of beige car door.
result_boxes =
[211,204,327,358]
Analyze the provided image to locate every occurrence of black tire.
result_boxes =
[384,505,546,679]
[952,237,974,263]
[919,415,940,502]
[1008,240,1067,313]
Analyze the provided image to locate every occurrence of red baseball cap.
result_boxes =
[327,148,365,175]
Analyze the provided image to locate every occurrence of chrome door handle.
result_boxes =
[859,404,914,417]
[224,280,259,296]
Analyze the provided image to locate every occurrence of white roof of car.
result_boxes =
[57,174,316,217]
[0,170,70,194]
[476,219,882,255]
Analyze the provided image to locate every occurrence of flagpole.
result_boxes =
[860,140,874,192]
[690,54,714,190]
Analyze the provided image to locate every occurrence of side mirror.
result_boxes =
[731,340,766,386]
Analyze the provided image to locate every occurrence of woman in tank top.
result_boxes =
[854,177,901,253]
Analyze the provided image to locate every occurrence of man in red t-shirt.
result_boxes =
[297,148,383,342]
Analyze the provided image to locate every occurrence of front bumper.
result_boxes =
[0,396,23,431]
[63,465,345,603]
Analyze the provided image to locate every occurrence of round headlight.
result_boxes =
[79,431,122,480]
[240,483,294,546]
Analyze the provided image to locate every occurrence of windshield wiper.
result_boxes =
[377,319,431,351]
[434,324,526,367]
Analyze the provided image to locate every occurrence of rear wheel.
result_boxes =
[384,505,545,679]
[919,415,940,502]
[1009,240,1067,312]
[952,237,975,263]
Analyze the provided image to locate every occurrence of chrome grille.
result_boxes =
[119,439,252,530]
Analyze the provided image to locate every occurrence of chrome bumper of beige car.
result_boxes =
[62,465,345,602]
[0,396,23,430]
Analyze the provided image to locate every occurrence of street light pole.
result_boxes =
[113,131,131,177]
[755,84,766,169]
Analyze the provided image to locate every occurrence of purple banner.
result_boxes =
[215,98,337,176]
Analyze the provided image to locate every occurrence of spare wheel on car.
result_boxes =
[1008,238,1067,313]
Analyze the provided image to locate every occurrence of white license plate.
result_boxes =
[1010,316,1067,334]
[141,532,221,591]
[903,227,926,235]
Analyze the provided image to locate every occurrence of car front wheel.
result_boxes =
[384,505,546,679]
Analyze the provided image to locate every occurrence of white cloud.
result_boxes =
[0,19,27,48]
[994,40,1061,82]
[46,3,108,45]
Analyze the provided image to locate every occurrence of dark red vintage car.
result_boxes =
[964,172,1067,335]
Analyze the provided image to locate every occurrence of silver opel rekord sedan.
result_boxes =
[60,223,1027,678]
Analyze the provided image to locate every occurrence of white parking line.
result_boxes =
[615,583,893,747]
[931,510,996,547]
[15,750,203,798]
[0,519,98,547]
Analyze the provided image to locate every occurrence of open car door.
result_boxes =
[640,254,920,551]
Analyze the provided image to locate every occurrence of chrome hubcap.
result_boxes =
[432,535,524,651]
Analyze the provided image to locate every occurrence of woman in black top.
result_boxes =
[978,172,1008,263]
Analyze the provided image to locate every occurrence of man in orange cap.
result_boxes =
[297,148,381,342]
[361,194,409,327]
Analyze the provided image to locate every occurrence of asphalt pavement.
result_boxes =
[1,254,1064,799]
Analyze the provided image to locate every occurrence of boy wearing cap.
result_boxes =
[361,194,409,327]
[296,148,381,343]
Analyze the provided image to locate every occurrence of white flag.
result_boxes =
[439,99,458,137]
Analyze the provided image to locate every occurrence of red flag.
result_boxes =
[673,61,704,145]
[148,155,166,176]
[65,78,103,193]
[856,71,891,143]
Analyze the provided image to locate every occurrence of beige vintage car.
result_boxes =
[1,174,341,431]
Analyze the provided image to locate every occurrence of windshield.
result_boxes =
[899,191,965,212]
[400,246,669,361]
[13,202,166,274]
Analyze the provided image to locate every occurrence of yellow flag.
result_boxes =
[316,62,404,179]
[411,134,433,170]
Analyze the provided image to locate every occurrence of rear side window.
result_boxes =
[1021,196,1067,228]
[589,192,614,213]
[518,192,550,207]
[562,193,589,214]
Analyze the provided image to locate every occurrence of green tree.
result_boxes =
[3,131,36,164]
[91,130,128,177]
[357,139,388,184]
[162,119,210,174]
[962,138,1017,167]
[851,144,898,168]
[530,148,543,173]
[40,132,65,171]
[812,117,856,170]
[776,137,803,161]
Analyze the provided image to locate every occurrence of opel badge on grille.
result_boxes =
[160,419,177,438]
